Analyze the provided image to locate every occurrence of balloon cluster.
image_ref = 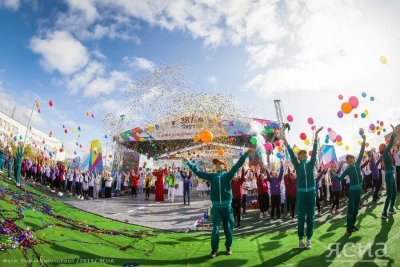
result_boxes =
[337,93,374,119]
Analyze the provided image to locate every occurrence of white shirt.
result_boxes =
[105,176,113,187]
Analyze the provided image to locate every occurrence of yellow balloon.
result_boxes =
[293,147,299,153]
[345,145,350,151]
[358,140,362,145]
[364,110,368,115]
[304,139,310,145]
[380,56,387,64]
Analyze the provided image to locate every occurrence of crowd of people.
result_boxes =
[1,125,399,258]
[183,125,399,257]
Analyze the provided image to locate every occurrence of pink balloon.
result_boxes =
[327,128,332,132]
[287,115,293,122]
[336,135,342,142]
[348,96,359,108]
[307,117,314,125]
[264,142,273,151]
[338,94,343,100]
[329,131,337,142]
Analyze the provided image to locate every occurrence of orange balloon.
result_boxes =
[341,102,353,114]
[217,148,224,156]
[193,134,201,142]
[200,130,213,143]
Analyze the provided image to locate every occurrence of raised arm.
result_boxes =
[386,125,396,153]
[356,135,366,166]
[278,164,284,181]
[309,126,323,167]
[226,149,253,179]
[185,160,213,181]
[283,138,299,168]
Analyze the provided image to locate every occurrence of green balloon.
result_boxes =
[249,136,257,145]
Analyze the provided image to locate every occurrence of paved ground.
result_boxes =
[64,192,213,232]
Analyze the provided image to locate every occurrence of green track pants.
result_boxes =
[296,191,316,240]
[383,173,397,213]
[211,205,234,252]
[347,189,361,230]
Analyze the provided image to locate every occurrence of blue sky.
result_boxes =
[0,0,399,159]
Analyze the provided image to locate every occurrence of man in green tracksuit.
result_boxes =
[7,152,13,178]
[380,124,397,219]
[283,126,323,249]
[14,145,23,187]
[331,135,366,235]
[0,148,5,172]
[184,148,253,258]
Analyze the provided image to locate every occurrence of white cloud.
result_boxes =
[67,0,98,23]
[123,56,155,72]
[29,31,89,75]
[207,76,217,84]
[65,61,131,97]
[0,0,20,10]
[84,70,130,96]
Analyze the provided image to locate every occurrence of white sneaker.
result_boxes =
[260,213,263,220]
[299,240,305,249]
[306,240,312,249]
[60,193,63,196]
[77,195,81,200]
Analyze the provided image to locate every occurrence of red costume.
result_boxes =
[152,167,167,201]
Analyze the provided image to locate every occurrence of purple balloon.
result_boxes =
[337,111,344,118]
[369,124,375,130]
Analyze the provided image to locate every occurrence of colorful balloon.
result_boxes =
[287,115,293,122]
[354,114,358,119]
[337,111,344,118]
[300,133,307,140]
[264,142,273,151]
[48,100,54,107]
[361,113,366,118]
[336,135,342,142]
[307,117,314,125]
[249,136,258,145]
[341,102,352,114]
[338,94,343,100]
[380,56,387,64]
[217,148,224,156]
[370,96,375,101]
[348,96,359,108]
[200,130,213,143]
[276,152,282,159]
[304,139,310,145]
[345,145,350,151]
[361,92,367,98]
[274,141,281,147]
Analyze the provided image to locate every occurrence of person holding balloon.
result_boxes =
[330,135,366,235]
[183,148,253,258]
[282,126,323,249]
[380,124,398,219]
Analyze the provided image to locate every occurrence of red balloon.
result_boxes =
[274,141,281,147]
[64,129,68,134]
[354,114,358,118]
[287,115,294,122]
[379,121,384,126]
[48,100,54,107]
[300,133,307,140]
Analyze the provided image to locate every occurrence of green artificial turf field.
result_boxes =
[0,174,399,267]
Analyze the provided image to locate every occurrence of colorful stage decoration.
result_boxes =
[119,116,280,142]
